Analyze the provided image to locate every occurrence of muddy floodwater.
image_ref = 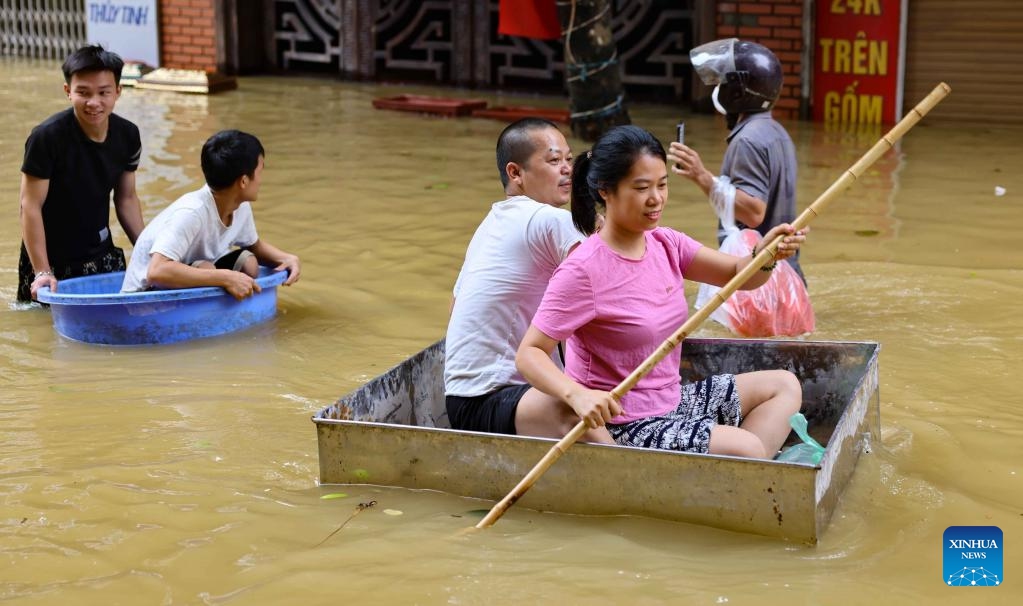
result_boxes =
[1,58,1020,604]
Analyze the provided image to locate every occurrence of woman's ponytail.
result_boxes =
[571,152,599,235]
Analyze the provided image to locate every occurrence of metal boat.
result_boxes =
[313,338,880,543]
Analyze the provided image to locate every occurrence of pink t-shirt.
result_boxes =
[532,227,703,423]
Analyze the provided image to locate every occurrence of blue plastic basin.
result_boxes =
[36,268,288,345]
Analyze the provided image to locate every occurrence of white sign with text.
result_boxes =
[85,0,160,67]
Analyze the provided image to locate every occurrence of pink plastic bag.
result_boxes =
[695,229,815,337]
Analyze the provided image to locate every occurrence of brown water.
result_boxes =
[1,58,1020,604]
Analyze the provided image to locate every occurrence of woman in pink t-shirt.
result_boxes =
[516,125,806,459]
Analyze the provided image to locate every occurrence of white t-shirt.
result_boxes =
[444,195,584,397]
[121,185,258,292]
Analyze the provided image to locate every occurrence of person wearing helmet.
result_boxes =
[667,38,804,283]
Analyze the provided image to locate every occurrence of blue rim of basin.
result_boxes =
[36,269,289,306]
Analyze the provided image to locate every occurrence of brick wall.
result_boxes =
[715,0,805,120]
[159,0,218,70]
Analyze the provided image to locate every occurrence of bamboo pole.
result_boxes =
[474,82,951,530]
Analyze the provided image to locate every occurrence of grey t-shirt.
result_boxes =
[719,112,802,281]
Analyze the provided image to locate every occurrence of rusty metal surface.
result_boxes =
[314,338,880,543]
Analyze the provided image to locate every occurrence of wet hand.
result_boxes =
[275,254,301,285]
[30,273,58,300]
[221,270,262,300]
[566,388,623,429]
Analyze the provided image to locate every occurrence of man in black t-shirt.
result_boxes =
[17,45,144,302]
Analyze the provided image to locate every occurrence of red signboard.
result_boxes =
[813,0,905,124]
[498,0,560,40]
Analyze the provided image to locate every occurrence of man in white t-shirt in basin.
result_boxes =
[121,129,300,298]
[445,118,614,443]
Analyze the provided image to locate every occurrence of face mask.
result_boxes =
[712,84,727,115]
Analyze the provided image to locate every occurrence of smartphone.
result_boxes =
[674,121,685,170]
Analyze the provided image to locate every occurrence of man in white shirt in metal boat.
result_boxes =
[445,118,615,444]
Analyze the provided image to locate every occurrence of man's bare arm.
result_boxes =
[113,170,144,244]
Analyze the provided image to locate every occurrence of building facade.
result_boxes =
[2,1,1019,125]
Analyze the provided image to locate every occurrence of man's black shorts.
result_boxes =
[445,384,531,435]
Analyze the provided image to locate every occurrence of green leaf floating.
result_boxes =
[854,230,879,237]
[320,493,348,500]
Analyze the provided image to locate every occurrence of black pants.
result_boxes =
[445,384,531,434]
[17,241,126,303]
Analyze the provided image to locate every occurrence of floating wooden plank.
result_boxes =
[372,95,488,117]
[134,68,237,94]
[471,105,570,123]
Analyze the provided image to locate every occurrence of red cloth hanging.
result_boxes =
[498,0,561,40]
